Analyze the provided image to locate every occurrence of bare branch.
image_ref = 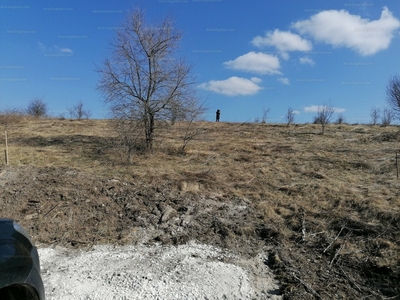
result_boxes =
[370,107,380,125]
[285,108,295,126]
[386,75,400,118]
[261,107,270,124]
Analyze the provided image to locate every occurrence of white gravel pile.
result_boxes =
[38,241,282,299]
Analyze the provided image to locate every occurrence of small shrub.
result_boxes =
[26,98,47,118]
[381,108,394,127]
[313,104,335,134]
[285,108,295,126]
[0,108,25,129]
[335,114,345,124]
[370,107,380,125]
[67,100,91,120]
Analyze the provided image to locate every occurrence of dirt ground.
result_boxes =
[0,165,272,253]
[1,166,283,298]
[1,161,399,299]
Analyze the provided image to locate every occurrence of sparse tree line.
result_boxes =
[1,73,400,154]
[254,74,400,132]
[254,103,398,131]
[0,97,91,120]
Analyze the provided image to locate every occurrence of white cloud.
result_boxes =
[299,56,315,66]
[304,105,320,113]
[334,107,346,113]
[198,77,263,96]
[292,6,400,56]
[37,42,46,52]
[304,105,345,113]
[38,42,74,54]
[251,29,313,52]
[250,77,262,84]
[223,52,281,75]
[277,77,290,85]
[293,110,300,115]
[279,52,290,61]
[54,46,73,53]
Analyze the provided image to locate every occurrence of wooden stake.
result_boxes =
[397,151,399,179]
[5,130,9,166]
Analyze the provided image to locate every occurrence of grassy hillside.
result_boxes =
[1,117,399,299]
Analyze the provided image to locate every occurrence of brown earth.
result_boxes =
[0,118,399,299]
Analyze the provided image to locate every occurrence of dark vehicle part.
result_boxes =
[0,218,45,300]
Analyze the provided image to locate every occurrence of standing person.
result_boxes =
[216,109,220,122]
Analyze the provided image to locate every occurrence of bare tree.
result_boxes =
[68,100,91,120]
[313,104,335,134]
[180,104,206,154]
[335,114,345,124]
[26,97,47,118]
[381,108,394,127]
[261,107,270,124]
[285,108,295,126]
[386,75,400,118]
[96,9,201,152]
[370,107,380,125]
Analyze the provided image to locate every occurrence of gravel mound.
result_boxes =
[39,241,282,299]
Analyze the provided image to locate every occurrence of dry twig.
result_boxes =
[330,242,345,265]
[292,273,324,300]
[340,267,362,292]
[301,211,306,242]
[324,226,345,253]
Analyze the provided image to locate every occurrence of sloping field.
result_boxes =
[1,117,399,299]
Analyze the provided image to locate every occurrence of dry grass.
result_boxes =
[3,118,399,231]
[1,117,399,298]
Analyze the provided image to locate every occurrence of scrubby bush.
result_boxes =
[26,98,47,118]
[68,100,91,120]
[335,114,345,124]
[381,108,394,126]
[313,104,334,134]
[0,108,25,129]
[370,107,380,125]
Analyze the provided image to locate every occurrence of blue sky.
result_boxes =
[1,0,400,123]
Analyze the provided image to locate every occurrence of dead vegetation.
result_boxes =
[0,118,399,299]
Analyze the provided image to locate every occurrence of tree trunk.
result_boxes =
[144,108,154,151]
